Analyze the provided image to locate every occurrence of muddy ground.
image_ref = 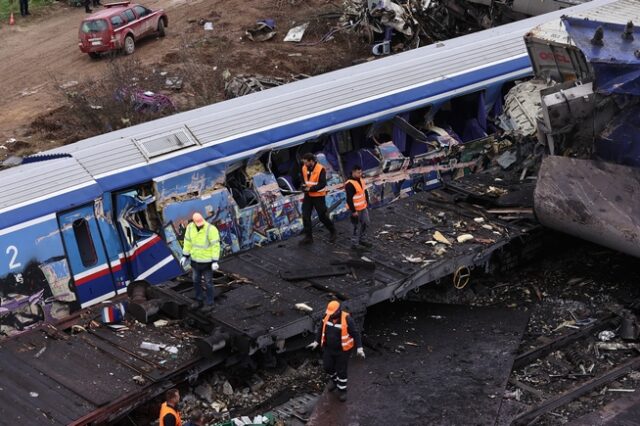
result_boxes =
[0,0,369,159]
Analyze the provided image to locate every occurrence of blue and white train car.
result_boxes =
[0,0,629,337]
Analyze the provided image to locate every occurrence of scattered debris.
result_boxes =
[284,22,309,42]
[596,342,640,351]
[34,345,47,358]
[433,230,452,245]
[295,303,313,312]
[132,375,146,385]
[222,380,234,396]
[154,319,169,327]
[456,234,474,243]
[246,19,276,42]
[496,150,517,169]
[203,21,214,31]
[140,341,163,351]
[164,77,183,90]
[598,330,616,342]
[59,81,79,89]
[224,74,308,98]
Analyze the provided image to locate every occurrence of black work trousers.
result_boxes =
[323,350,350,392]
[302,195,335,237]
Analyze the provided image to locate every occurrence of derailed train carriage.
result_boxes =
[0,0,630,339]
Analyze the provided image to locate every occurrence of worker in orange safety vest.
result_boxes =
[345,165,372,250]
[159,388,182,426]
[300,152,337,244]
[307,300,365,402]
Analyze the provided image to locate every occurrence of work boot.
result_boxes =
[200,304,214,314]
[329,230,337,243]
[327,380,337,392]
[85,8,92,13]
[338,391,347,402]
[359,240,372,248]
[299,235,313,245]
[190,299,203,310]
[350,244,359,251]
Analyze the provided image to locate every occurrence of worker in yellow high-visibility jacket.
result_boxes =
[180,212,220,311]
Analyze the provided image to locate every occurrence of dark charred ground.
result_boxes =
[123,233,640,425]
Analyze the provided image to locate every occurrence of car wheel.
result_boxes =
[88,52,100,59]
[124,35,135,55]
[157,19,166,37]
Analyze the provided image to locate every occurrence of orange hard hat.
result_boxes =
[325,300,340,315]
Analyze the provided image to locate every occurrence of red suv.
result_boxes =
[78,1,168,58]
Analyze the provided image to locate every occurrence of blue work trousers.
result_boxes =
[191,261,214,305]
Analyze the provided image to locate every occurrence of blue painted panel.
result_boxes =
[59,206,109,277]
[58,204,118,306]
[0,216,77,337]
[95,195,128,292]
[563,17,640,95]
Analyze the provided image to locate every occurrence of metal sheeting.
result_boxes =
[43,0,617,182]
[534,156,640,258]
[527,0,640,45]
[0,157,96,212]
[134,127,199,160]
[562,17,640,95]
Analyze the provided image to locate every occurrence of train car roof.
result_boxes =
[0,0,634,230]
[527,0,640,45]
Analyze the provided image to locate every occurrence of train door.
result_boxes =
[58,204,119,307]
[114,190,182,283]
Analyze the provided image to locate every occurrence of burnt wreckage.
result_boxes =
[1,0,640,423]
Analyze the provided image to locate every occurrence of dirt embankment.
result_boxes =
[0,0,369,158]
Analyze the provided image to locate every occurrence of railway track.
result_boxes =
[504,313,640,425]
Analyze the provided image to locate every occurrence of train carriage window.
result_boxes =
[72,219,98,267]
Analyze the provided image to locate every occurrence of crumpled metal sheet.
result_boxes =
[246,20,277,42]
[224,74,309,99]
[562,17,640,96]
[370,1,414,36]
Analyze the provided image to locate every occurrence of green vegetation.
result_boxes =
[0,0,56,21]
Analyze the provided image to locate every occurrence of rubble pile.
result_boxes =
[469,243,640,424]
[338,0,498,52]
[224,74,309,99]
[177,359,325,424]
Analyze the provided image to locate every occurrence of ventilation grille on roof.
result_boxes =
[133,127,199,160]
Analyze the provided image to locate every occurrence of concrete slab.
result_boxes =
[307,302,530,426]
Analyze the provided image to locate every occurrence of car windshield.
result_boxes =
[81,19,108,33]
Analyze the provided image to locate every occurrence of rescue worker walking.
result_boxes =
[307,300,365,402]
[345,165,372,250]
[180,213,220,312]
[159,388,182,426]
[300,153,337,244]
